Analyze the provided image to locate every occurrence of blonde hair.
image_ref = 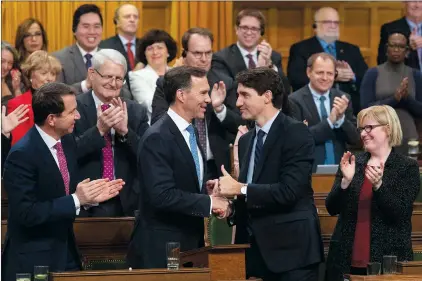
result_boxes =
[20,50,62,79]
[357,105,402,147]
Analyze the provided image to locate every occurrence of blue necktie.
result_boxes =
[319,96,335,164]
[254,130,266,177]
[187,125,201,188]
[85,53,92,69]
[326,44,336,58]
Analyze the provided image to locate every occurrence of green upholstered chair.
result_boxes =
[206,216,234,246]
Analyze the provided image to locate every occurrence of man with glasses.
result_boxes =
[288,7,367,115]
[212,9,283,79]
[73,49,149,217]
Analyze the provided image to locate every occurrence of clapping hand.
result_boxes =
[365,162,384,190]
[394,77,409,101]
[1,104,29,138]
[340,151,355,189]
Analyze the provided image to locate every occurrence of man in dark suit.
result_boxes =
[289,53,360,172]
[2,82,123,281]
[287,7,368,115]
[212,68,323,281]
[73,49,149,217]
[127,66,230,269]
[151,28,243,180]
[212,9,283,79]
[377,1,422,70]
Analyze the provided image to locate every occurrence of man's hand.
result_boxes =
[96,102,124,136]
[410,27,422,50]
[2,104,29,137]
[395,77,409,101]
[210,81,226,112]
[10,69,22,95]
[257,40,272,67]
[206,179,219,196]
[111,97,129,136]
[75,178,125,205]
[333,95,349,118]
[133,62,145,71]
[217,165,242,197]
[336,61,355,82]
[93,179,125,203]
[211,196,230,218]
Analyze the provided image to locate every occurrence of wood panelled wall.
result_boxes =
[2,1,405,70]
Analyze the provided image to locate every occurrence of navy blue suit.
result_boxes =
[2,127,81,281]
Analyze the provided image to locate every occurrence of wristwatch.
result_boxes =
[240,184,248,195]
[116,133,129,143]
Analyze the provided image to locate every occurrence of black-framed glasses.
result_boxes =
[315,20,340,26]
[238,25,261,33]
[94,69,126,85]
[186,50,213,59]
[357,124,387,133]
[387,43,407,50]
[23,32,42,39]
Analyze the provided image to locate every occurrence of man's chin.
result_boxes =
[320,35,339,44]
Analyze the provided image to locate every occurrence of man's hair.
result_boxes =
[72,4,103,33]
[307,52,336,69]
[181,27,214,55]
[33,82,76,126]
[235,9,266,36]
[235,67,289,113]
[92,49,128,75]
[163,66,207,105]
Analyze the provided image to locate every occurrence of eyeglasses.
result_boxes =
[23,32,42,39]
[94,69,126,86]
[357,124,387,133]
[387,43,407,50]
[315,20,340,26]
[238,25,261,33]
[187,50,213,59]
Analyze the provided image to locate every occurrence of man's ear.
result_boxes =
[175,89,184,103]
[264,90,273,104]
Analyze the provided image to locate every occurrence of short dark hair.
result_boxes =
[163,66,207,105]
[235,9,266,36]
[32,82,76,126]
[15,18,48,64]
[307,52,336,69]
[72,4,103,33]
[181,28,214,54]
[387,30,409,45]
[136,29,178,65]
[236,67,289,112]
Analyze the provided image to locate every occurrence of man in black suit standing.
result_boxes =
[212,68,323,281]
[212,9,283,79]
[378,1,422,70]
[151,28,243,180]
[289,53,360,172]
[127,66,230,269]
[287,7,368,115]
[73,49,149,217]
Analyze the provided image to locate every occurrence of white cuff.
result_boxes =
[214,105,227,122]
[71,194,81,215]
[209,195,213,215]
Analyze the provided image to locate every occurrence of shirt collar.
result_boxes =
[167,108,191,133]
[237,41,258,58]
[308,83,330,101]
[118,34,136,48]
[317,37,336,49]
[91,91,114,110]
[76,43,98,58]
[35,124,60,150]
[255,110,280,136]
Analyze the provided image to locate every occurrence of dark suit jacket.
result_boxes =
[73,91,149,216]
[289,86,361,171]
[2,127,82,281]
[287,36,368,115]
[233,112,324,273]
[325,151,419,281]
[99,35,140,72]
[151,69,243,177]
[378,17,420,70]
[126,113,211,269]
[1,134,11,175]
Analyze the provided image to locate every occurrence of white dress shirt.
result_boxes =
[76,43,98,93]
[35,125,81,213]
[308,84,345,128]
[237,42,258,68]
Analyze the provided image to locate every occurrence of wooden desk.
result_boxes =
[50,268,211,281]
[398,261,422,275]
[345,274,422,281]
[312,174,335,193]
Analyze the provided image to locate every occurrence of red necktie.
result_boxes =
[54,142,70,195]
[246,54,256,69]
[101,104,114,180]
[126,42,135,70]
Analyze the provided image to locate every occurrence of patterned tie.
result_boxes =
[246,54,256,69]
[54,142,70,195]
[101,104,114,180]
[195,118,207,160]
[126,42,135,70]
[187,124,201,188]
[319,96,335,164]
[85,53,92,69]
[254,130,266,177]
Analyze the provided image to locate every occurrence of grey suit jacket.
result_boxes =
[289,85,360,171]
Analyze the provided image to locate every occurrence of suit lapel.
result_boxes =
[311,36,325,53]
[82,91,98,128]
[231,45,248,74]
[238,130,255,183]
[336,41,346,61]
[302,87,321,122]
[70,44,87,80]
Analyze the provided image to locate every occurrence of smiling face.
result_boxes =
[30,66,57,89]
[180,76,210,120]
[74,12,103,52]
[145,42,168,68]
[360,117,390,153]
[307,56,335,94]
[23,23,44,54]
[52,94,80,136]
[406,1,422,21]
[236,83,269,120]
[236,16,262,50]
[1,49,14,79]
[90,60,125,102]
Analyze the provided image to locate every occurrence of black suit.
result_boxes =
[289,86,360,172]
[287,36,368,115]
[73,91,149,217]
[126,113,211,268]
[378,17,420,70]
[151,69,243,178]
[233,112,323,281]
[2,128,82,281]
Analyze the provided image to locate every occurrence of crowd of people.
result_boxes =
[1,2,422,281]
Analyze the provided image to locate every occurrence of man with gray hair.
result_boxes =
[73,48,149,217]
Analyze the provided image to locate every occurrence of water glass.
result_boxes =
[16,273,31,281]
[166,241,180,270]
[382,255,397,274]
[34,266,49,281]
[367,262,381,275]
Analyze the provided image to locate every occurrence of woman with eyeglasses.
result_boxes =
[360,32,422,154]
[129,29,177,123]
[325,105,420,281]
[14,18,48,64]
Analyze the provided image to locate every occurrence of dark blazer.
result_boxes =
[232,112,324,274]
[126,113,211,269]
[151,69,243,177]
[211,43,283,78]
[289,86,361,171]
[99,35,140,72]
[378,17,420,70]
[287,36,368,115]
[73,91,149,216]
[1,134,11,175]
[325,151,420,281]
[2,127,82,281]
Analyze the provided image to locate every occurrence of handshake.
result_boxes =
[207,165,244,219]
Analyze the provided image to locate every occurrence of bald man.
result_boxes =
[287,7,367,115]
